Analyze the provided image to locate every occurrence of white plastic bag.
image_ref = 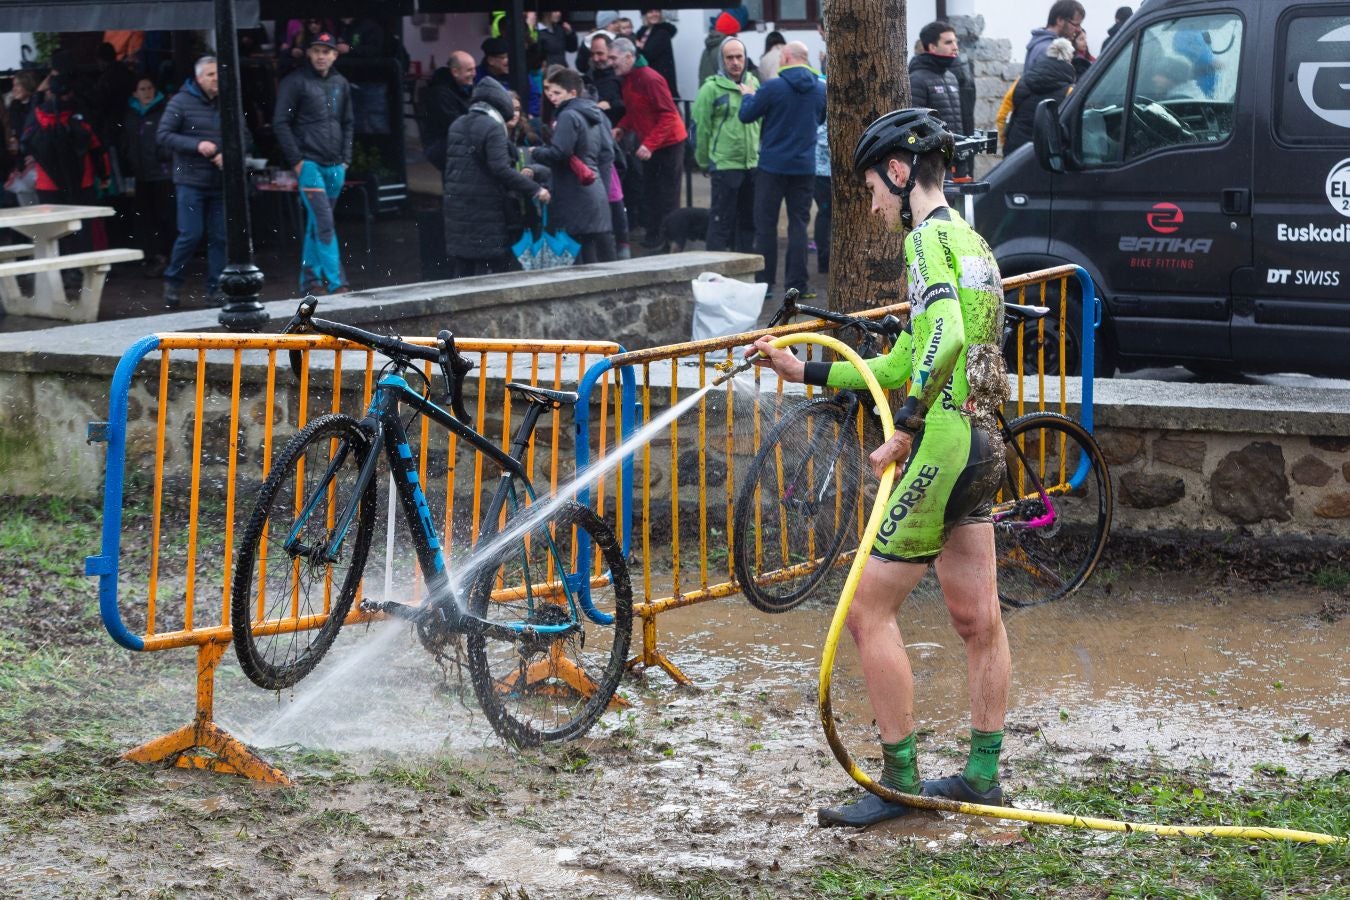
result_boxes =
[690,272,768,341]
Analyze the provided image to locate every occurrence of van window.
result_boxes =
[1073,12,1243,166]
[1278,15,1350,143]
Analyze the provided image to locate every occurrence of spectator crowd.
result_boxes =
[0,4,1129,308]
[422,7,833,296]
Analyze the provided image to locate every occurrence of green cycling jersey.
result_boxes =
[805,206,1005,427]
[801,205,1008,562]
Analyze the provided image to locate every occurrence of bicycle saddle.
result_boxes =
[507,383,580,407]
[1004,302,1052,322]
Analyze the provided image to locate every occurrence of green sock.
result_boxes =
[963,728,1004,793]
[879,733,920,794]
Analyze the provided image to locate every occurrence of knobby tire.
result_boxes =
[465,500,633,746]
[231,413,377,689]
[995,412,1112,608]
[732,397,863,613]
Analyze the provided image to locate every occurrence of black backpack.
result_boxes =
[29,111,92,193]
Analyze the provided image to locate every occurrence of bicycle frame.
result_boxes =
[296,367,599,642]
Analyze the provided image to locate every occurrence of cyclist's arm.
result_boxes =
[894,227,965,432]
[801,330,914,390]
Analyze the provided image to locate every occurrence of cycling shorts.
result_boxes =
[871,416,1000,564]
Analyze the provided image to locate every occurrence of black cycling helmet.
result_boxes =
[852,107,955,173]
[854,108,955,224]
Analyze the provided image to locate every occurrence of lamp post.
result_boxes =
[214,0,269,331]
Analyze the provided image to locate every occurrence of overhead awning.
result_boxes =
[0,0,260,32]
[258,0,414,17]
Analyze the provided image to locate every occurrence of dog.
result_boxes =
[658,207,710,253]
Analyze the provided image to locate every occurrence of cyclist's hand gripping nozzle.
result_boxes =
[711,288,802,387]
[436,329,476,423]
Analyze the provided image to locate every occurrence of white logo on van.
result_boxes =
[1328,158,1350,218]
[1298,24,1350,129]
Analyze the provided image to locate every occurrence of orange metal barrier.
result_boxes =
[90,332,622,782]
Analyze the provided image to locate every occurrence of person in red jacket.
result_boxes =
[21,75,110,289]
[610,37,687,249]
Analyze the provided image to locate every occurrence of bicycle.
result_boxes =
[731,291,901,613]
[229,298,633,747]
[731,292,1112,611]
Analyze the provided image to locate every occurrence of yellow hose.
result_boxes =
[764,332,1346,847]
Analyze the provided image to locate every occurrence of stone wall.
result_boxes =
[1004,377,1350,537]
[950,15,1020,134]
[629,381,1350,544]
[1097,429,1350,534]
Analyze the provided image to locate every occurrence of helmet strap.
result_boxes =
[872,152,921,226]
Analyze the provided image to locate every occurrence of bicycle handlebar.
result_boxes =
[281,297,476,421]
[768,288,903,339]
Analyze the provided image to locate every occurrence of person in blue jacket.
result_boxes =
[737,41,825,297]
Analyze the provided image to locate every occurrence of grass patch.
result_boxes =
[636,764,1349,899]
[0,741,160,833]
[368,756,500,799]
[1312,567,1350,591]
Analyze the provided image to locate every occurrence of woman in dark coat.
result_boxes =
[530,68,615,263]
[122,76,175,275]
[1005,37,1077,155]
[442,77,550,277]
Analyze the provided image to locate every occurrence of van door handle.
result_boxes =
[1221,188,1250,216]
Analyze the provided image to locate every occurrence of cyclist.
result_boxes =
[750,108,1011,827]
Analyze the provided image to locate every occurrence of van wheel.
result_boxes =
[1002,281,1114,377]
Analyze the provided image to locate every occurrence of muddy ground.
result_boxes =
[1,503,1348,897]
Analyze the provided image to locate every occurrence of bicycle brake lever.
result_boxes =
[283,298,317,383]
[436,330,473,422]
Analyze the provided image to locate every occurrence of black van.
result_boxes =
[975,0,1350,377]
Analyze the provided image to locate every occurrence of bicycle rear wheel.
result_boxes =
[231,414,377,689]
[465,499,633,746]
[994,412,1112,608]
[732,397,863,613]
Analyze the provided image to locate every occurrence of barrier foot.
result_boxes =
[624,613,693,685]
[500,650,634,710]
[121,642,292,785]
[123,720,292,785]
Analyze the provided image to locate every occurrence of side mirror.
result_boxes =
[1033,98,1067,173]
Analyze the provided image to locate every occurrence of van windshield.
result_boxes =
[1076,12,1244,165]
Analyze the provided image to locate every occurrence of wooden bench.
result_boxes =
[0,248,143,324]
[0,243,35,261]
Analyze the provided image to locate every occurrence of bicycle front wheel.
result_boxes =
[465,499,633,746]
[231,413,377,689]
[732,397,863,613]
[994,412,1112,608]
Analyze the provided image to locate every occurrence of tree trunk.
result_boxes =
[825,0,910,313]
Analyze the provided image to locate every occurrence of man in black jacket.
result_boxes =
[274,31,354,295]
[908,22,964,135]
[909,21,972,177]
[156,56,226,308]
[421,51,476,171]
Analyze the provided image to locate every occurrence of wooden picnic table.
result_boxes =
[0,204,142,323]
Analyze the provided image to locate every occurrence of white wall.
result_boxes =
[0,33,32,71]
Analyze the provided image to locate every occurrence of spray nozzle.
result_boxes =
[711,351,762,388]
